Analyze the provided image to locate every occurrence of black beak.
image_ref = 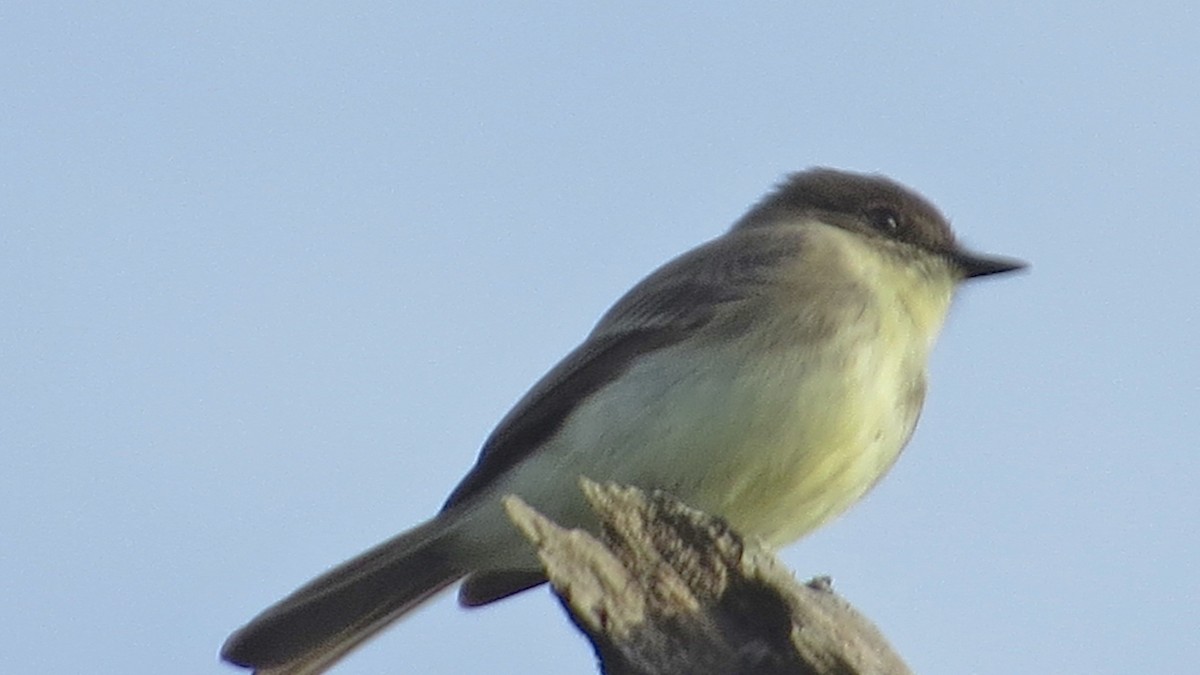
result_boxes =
[952,249,1028,279]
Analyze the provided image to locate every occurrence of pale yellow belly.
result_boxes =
[517,332,926,549]
[681,340,923,546]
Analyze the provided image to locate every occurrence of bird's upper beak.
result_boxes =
[951,248,1028,279]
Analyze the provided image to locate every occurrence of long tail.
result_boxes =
[221,514,467,674]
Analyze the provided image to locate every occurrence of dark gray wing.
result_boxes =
[441,227,803,510]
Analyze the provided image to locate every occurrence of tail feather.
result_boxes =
[222,516,465,674]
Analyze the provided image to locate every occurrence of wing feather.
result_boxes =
[441,227,804,510]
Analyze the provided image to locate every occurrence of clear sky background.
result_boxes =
[3,3,1197,674]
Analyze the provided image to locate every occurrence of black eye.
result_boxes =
[866,206,902,233]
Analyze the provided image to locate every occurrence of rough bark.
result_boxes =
[503,480,913,675]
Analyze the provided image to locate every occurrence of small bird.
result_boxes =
[222,168,1024,674]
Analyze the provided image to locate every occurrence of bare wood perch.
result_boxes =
[503,480,913,675]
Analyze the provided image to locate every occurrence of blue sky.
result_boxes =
[3,2,1197,673]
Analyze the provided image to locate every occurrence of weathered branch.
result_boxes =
[503,480,913,675]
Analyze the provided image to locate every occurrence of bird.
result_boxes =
[222,167,1024,674]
